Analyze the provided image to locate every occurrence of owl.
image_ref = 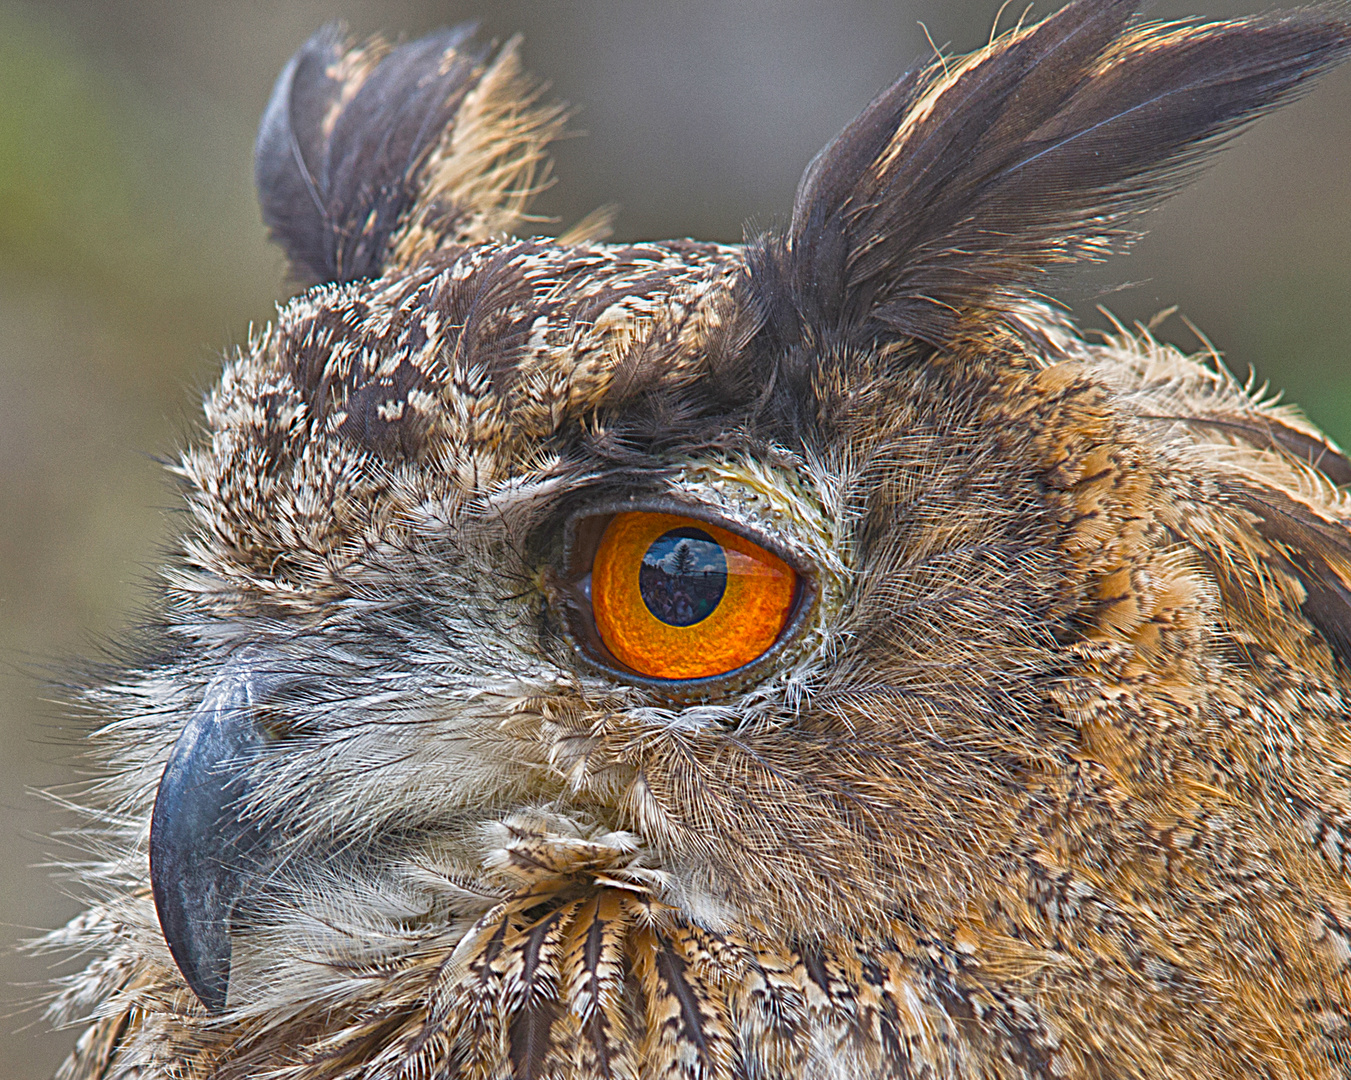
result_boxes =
[38,1,1351,1077]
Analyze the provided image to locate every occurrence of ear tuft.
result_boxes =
[255,25,568,285]
[753,0,1351,349]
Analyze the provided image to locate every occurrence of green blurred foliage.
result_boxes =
[0,6,273,335]
[0,10,129,265]
[0,8,275,1076]
[1246,272,1351,438]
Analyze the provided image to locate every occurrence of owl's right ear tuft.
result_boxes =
[255,24,569,286]
[748,0,1351,352]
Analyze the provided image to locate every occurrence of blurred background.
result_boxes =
[0,0,1346,1074]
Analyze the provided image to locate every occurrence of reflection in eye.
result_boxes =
[638,528,727,627]
[591,512,798,680]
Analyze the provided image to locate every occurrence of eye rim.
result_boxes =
[553,496,818,697]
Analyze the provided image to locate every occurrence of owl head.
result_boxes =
[48,3,1351,1078]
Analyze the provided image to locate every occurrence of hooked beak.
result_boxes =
[149,652,282,1012]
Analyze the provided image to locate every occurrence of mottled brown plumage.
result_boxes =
[38,2,1351,1077]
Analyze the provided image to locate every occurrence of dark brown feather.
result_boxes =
[1227,480,1351,669]
[1167,413,1351,486]
[752,0,1351,349]
[509,910,569,1080]
[254,24,487,285]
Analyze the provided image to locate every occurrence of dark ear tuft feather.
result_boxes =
[1227,482,1351,670]
[1176,414,1351,487]
[255,25,569,285]
[255,24,484,284]
[752,0,1351,348]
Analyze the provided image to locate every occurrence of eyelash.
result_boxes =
[556,507,810,686]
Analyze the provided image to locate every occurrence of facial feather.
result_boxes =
[38,4,1351,1079]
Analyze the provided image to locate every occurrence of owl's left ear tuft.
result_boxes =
[255,24,569,285]
[750,0,1351,350]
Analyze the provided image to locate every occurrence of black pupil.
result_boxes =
[639,528,728,627]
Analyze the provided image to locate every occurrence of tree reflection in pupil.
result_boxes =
[639,527,728,627]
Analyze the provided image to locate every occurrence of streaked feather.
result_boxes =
[41,3,1351,1078]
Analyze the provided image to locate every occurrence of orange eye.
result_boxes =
[590,512,798,680]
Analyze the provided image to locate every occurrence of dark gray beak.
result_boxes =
[149,652,282,1012]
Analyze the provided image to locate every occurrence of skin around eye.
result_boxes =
[591,511,797,680]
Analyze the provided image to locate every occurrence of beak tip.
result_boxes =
[149,837,234,1013]
[148,652,279,1014]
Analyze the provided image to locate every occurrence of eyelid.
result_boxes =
[560,497,813,581]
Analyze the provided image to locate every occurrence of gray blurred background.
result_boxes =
[0,1,1346,1074]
